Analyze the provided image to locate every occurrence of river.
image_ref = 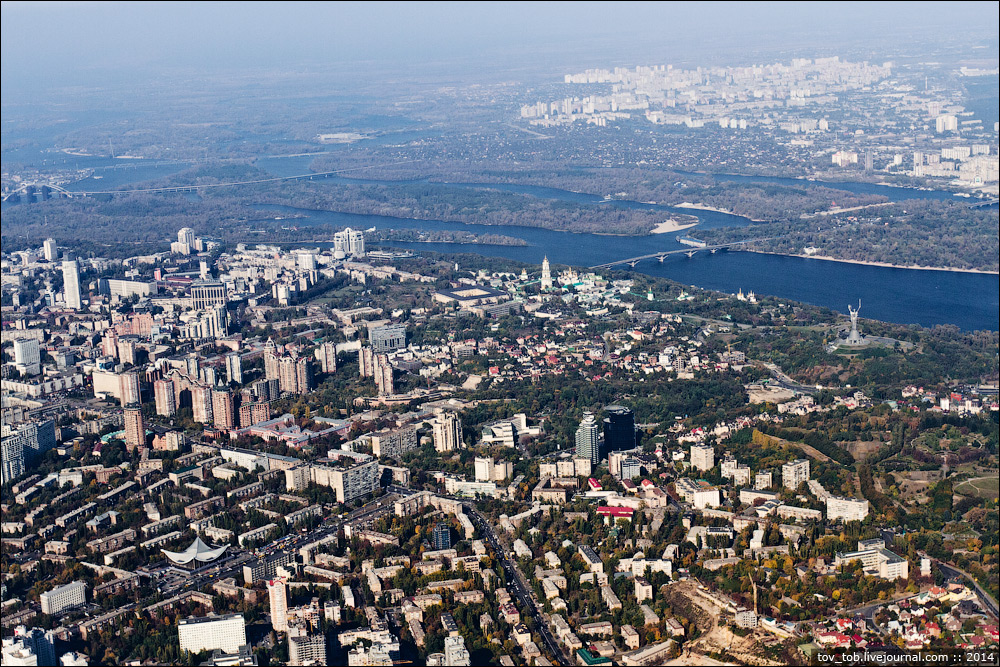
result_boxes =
[6,153,998,331]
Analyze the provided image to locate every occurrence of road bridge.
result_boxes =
[590,238,769,269]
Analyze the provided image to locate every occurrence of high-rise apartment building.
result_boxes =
[212,389,236,431]
[432,412,463,452]
[191,386,214,424]
[119,372,141,407]
[12,626,56,666]
[154,379,177,417]
[268,577,288,633]
[123,406,145,450]
[359,347,376,377]
[432,522,452,551]
[782,459,810,490]
[226,353,243,385]
[316,342,337,374]
[575,412,600,466]
[374,354,393,396]
[690,444,715,472]
[62,260,82,310]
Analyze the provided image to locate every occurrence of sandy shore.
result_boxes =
[651,220,699,234]
[743,250,999,275]
[675,202,734,214]
[675,202,766,222]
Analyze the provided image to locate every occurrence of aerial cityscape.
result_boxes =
[1,2,998,666]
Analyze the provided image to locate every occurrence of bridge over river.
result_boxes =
[590,238,770,269]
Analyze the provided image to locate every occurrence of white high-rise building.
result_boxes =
[432,411,463,452]
[782,459,810,490]
[268,578,288,633]
[40,581,86,615]
[13,338,41,376]
[43,238,58,261]
[12,627,55,666]
[333,228,365,257]
[178,227,196,251]
[443,635,471,666]
[690,444,714,472]
[62,260,82,310]
[1,638,38,667]
[178,614,247,655]
[826,496,870,522]
[575,412,600,466]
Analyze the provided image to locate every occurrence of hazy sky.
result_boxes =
[2,1,997,94]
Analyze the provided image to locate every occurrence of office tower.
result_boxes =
[62,260,82,310]
[119,372,141,407]
[333,227,365,257]
[123,405,145,450]
[42,238,58,262]
[575,412,600,466]
[226,353,243,385]
[782,459,811,490]
[540,256,553,289]
[690,444,714,472]
[603,405,636,453]
[154,379,177,417]
[190,280,228,310]
[432,412,463,452]
[13,338,41,376]
[317,341,337,374]
[212,389,236,431]
[177,614,247,655]
[432,522,451,551]
[374,354,393,396]
[268,578,288,633]
[369,323,406,353]
[40,581,86,615]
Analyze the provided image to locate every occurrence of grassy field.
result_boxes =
[955,476,1000,499]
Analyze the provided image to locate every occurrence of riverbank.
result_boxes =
[675,202,766,223]
[741,250,1000,275]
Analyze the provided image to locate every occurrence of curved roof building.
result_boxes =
[162,537,229,567]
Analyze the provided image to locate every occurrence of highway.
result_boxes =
[464,504,570,666]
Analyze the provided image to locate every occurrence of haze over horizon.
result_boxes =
[2,1,997,96]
